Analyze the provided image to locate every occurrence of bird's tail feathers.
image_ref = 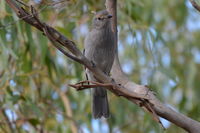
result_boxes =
[92,87,109,119]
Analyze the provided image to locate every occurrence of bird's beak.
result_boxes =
[107,14,112,19]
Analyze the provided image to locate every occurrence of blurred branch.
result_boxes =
[0,109,15,133]
[56,88,79,133]
[48,80,80,133]
[190,0,200,12]
[5,0,200,133]
[0,70,5,78]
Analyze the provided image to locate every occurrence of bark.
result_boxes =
[107,0,200,133]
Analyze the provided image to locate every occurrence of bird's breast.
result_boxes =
[84,27,115,72]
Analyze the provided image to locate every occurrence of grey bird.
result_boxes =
[84,10,116,118]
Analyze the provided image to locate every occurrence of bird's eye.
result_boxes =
[97,17,101,20]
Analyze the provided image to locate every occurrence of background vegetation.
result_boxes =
[0,0,200,132]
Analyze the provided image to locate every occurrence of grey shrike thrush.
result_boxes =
[84,10,116,118]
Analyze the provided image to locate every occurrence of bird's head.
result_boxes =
[92,10,112,29]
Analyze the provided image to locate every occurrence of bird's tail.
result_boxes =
[92,87,109,119]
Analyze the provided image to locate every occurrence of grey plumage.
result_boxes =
[84,10,116,118]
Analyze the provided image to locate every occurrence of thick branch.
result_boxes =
[5,0,200,133]
[107,0,200,133]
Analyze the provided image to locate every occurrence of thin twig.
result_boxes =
[15,0,29,7]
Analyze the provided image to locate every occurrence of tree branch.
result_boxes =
[190,0,200,12]
[5,0,200,133]
[106,0,200,133]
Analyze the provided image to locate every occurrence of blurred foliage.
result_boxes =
[0,0,200,133]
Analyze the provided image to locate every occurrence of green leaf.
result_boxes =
[28,118,40,127]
